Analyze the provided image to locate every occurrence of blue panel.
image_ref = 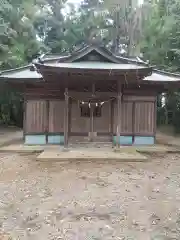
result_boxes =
[113,136,133,145]
[134,136,155,145]
[25,135,46,145]
[48,135,64,144]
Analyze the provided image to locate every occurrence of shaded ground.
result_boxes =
[0,127,22,147]
[0,152,180,239]
[156,128,180,147]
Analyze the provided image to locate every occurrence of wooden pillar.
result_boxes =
[46,100,49,144]
[64,88,69,148]
[90,83,95,141]
[90,103,94,142]
[132,102,135,144]
[110,99,114,137]
[116,82,121,148]
[154,96,157,143]
[23,99,27,141]
[68,98,72,139]
[23,85,26,141]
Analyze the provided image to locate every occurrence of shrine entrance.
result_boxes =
[77,100,112,142]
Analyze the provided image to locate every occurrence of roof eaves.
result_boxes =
[0,65,32,74]
[42,55,69,63]
[0,64,43,81]
[116,55,149,66]
[153,68,180,78]
[132,56,180,78]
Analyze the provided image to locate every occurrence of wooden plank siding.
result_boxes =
[113,102,133,135]
[49,100,64,133]
[121,102,133,135]
[24,94,157,141]
[134,102,155,136]
[25,100,47,133]
[113,95,156,137]
[25,100,65,134]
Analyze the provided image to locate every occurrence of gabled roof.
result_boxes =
[35,44,152,76]
[61,45,121,63]
[1,44,180,84]
[39,44,148,65]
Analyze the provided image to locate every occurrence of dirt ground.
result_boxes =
[0,153,180,240]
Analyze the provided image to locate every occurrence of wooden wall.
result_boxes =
[24,90,156,139]
[25,100,65,134]
[49,100,64,133]
[113,102,133,135]
[134,102,155,136]
[25,100,47,133]
[113,95,156,136]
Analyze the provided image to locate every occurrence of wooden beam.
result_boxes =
[68,91,117,99]
[64,88,69,148]
[116,81,122,148]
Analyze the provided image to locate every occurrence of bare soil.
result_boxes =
[0,153,180,240]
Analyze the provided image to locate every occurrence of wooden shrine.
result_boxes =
[1,44,180,146]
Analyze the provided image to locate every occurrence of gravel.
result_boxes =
[0,152,180,239]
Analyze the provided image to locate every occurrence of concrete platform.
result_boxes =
[37,147,148,162]
[0,143,179,154]
[136,145,180,154]
[0,144,45,153]
[0,143,179,162]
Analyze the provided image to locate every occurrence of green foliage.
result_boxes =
[0,0,41,126]
[0,85,23,126]
[141,0,180,71]
[0,0,42,69]
[140,0,180,132]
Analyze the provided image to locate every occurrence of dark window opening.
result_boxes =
[80,104,102,117]
[94,105,102,117]
[80,105,90,117]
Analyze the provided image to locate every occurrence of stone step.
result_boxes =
[37,147,148,162]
